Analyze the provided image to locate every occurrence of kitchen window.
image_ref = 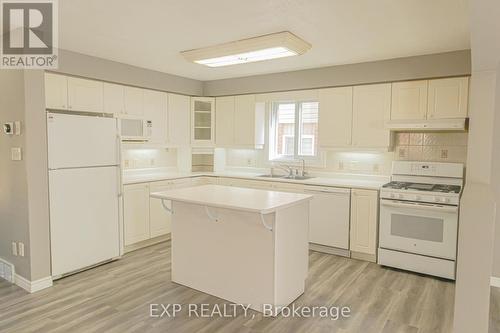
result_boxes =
[269,101,319,161]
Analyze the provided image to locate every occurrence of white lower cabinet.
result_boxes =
[124,177,217,250]
[123,183,150,246]
[304,186,351,250]
[350,189,378,261]
[149,182,173,238]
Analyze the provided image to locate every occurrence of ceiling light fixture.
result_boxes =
[181,31,311,67]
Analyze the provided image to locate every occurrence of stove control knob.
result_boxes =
[398,194,404,199]
[435,197,442,203]
[415,195,422,201]
[390,193,395,199]
[444,198,450,203]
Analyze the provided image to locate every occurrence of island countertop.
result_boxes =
[151,184,313,214]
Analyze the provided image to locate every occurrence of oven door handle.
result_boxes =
[381,200,458,213]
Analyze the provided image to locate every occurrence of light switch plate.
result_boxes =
[12,242,17,256]
[11,147,22,161]
[18,242,25,257]
[14,121,21,135]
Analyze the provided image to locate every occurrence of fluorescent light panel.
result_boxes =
[181,31,310,67]
[195,47,297,67]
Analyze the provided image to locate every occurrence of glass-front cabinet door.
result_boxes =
[191,97,215,145]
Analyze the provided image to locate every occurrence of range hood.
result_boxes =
[385,118,468,131]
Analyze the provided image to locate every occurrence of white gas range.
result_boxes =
[378,161,464,280]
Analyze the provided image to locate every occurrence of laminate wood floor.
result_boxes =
[0,241,457,333]
[490,287,500,333]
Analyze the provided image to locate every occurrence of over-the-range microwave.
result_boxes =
[119,117,152,141]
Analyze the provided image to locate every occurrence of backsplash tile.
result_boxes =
[394,131,468,163]
[409,133,424,146]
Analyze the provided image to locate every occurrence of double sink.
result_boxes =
[258,174,315,180]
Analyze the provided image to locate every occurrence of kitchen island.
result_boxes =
[151,184,312,314]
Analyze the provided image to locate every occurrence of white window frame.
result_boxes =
[299,134,315,156]
[268,100,323,164]
[281,134,295,157]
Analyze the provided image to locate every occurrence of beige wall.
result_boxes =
[54,49,204,96]
[24,70,51,281]
[203,50,471,96]
[453,0,500,332]
[0,70,31,279]
[0,70,51,281]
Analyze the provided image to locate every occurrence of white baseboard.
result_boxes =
[15,274,53,293]
[491,276,500,288]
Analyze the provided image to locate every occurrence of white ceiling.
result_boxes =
[59,0,470,81]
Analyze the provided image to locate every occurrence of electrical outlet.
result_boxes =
[246,158,254,167]
[398,147,407,159]
[338,161,344,170]
[440,149,449,159]
[18,242,25,257]
[124,159,130,168]
[349,161,359,171]
[150,159,155,166]
[12,242,17,256]
[11,147,22,161]
[373,164,380,172]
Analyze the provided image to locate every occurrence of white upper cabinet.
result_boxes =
[103,83,125,115]
[215,95,264,148]
[389,77,469,122]
[234,95,263,147]
[391,80,428,120]
[318,87,353,148]
[215,96,235,146]
[143,90,167,144]
[167,93,190,146]
[427,77,469,119]
[124,86,144,116]
[45,73,68,110]
[191,97,215,146]
[352,83,392,148]
[67,77,104,113]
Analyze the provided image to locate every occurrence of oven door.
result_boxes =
[379,199,458,260]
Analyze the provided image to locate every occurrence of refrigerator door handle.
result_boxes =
[116,135,123,198]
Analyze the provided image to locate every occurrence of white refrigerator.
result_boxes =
[47,112,121,278]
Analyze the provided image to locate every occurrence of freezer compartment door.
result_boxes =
[49,166,120,277]
[47,112,118,169]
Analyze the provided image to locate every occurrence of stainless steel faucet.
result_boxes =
[299,159,306,177]
[273,163,294,177]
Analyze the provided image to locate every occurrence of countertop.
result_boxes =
[151,185,313,214]
[123,169,389,190]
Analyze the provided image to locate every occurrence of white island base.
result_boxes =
[151,185,312,314]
